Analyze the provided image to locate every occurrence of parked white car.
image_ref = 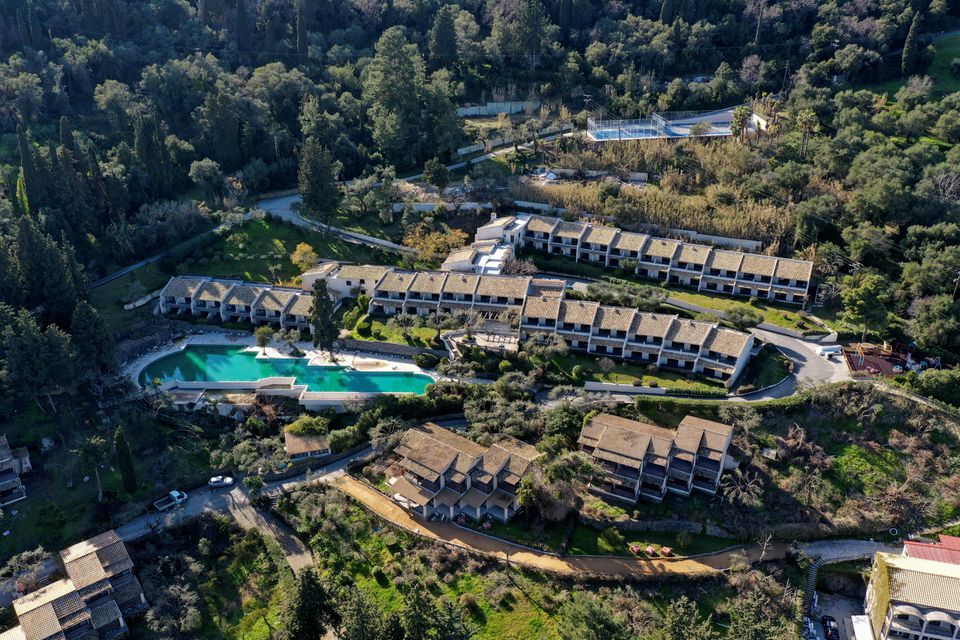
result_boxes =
[815,345,843,358]
[208,475,234,488]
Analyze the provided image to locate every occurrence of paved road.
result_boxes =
[88,214,252,290]
[0,449,368,606]
[256,130,572,222]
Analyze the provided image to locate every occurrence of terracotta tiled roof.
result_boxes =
[593,306,636,332]
[676,244,711,264]
[195,280,233,302]
[223,284,263,306]
[552,221,587,239]
[162,276,203,299]
[705,250,744,272]
[702,327,751,358]
[558,300,600,326]
[525,216,558,234]
[582,225,618,245]
[254,289,296,311]
[475,275,528,299]
[60,530,133,588]
[630,313,677,338]
[903,535,960,565]
[335,265,392,282]
[774,258,813,281]
[301,262,340,277]
[611,232,648,251]
[442,273,480,295]
[376,271,415,294]
[285,294,314,316]
[665,319,714,345]
[409,271,448,295]
[528,278,566,297]
[643,238,680,259]
[739,254,777,277]
[284,431,329,456]
[877,552,960,612]
[522,295,562,320]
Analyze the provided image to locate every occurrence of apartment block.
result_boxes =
[863,539,960,640]
[478,214,814,305]
[4,531,147,640]
[159,276,319,333]
[387,423,539,522]
[577,413,733,503]
[0,434,30,507]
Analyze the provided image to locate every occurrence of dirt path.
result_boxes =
[334,476,788,578]
[225,488,314,574]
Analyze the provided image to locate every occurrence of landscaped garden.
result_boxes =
[524,249,840,337]
[735,344,793,393]
[349,313,443,348]
[567,526,736,557]
[549,352,729,396]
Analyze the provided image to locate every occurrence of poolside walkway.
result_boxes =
[334,476,789,577]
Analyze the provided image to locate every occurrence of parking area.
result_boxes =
[810,592,863,640]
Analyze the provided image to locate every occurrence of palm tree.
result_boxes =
[795,108,818,157]
[73,435,107,503]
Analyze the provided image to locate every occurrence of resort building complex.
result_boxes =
[159,276,319,333]
[387,422,540,522]
[862,536,960,640]
[577,413,734,503]
[473,213,814,305]
[159,258,757,385]
[4,530,147,640]
[0,434,30,507]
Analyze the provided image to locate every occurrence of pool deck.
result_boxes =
[127,331,435,409]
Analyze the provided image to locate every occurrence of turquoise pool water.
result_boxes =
[139,345,434,394]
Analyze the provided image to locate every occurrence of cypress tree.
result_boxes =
[113,426,137,494]
[16,126,40,213]
[295,0,309,55]
[71,300,114,372]
[298,136,342,223]
[27,1,44,50]
[308,279,337,354]
[902,10,923,77]
[428,5,458,69]
[16,8,31,49]
[659,0,676,23]
[235,0,251,50]
[277,569,336,640]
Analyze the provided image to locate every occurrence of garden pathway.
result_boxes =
[334,476,790,578]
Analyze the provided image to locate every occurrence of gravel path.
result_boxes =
[335,476,789,578]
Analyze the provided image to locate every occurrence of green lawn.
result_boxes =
[0,405,213,558]
[567,525,736,557]
[331,211,405,243]
[736,343,792,392]
[178,217,398,284]
[855,32,960,97]
[473,518,568,553]
[665,289,824,335]
[549,353,728,395]
[525,250,826,336]
[351,314,442,348]
[90,217,400,333]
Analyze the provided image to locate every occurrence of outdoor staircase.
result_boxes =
[802,556,824,614]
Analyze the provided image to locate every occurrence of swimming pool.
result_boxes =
[139,344,434,394]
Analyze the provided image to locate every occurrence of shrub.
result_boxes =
[459,593,477,610]
[414,352,440,369]
[498,360,514,373]
[355,318,372,336]
[598,527,626,553]
[571,364,584,380]
[913,367,960,407]
[675,530,692,550]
